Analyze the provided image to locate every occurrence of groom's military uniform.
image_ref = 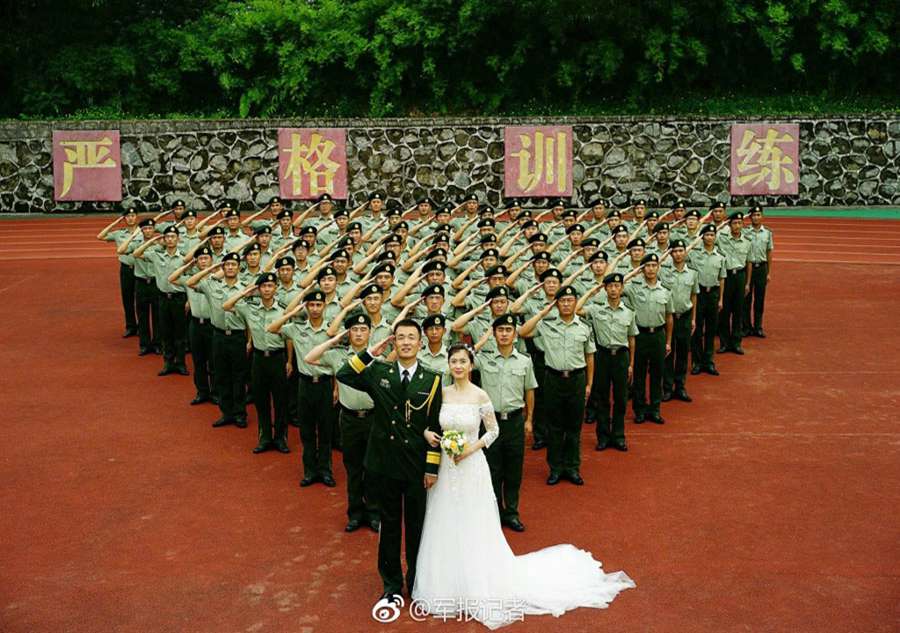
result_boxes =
[336,351,442,597]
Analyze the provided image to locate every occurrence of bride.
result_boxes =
[412,343,635,629]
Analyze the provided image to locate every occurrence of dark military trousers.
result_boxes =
[296,374,334,478]
[485,409,525,521]
[212,329,248,422]
[286,355,300,425]
[189,316,214,398]
[251,348,288,447]
[340,408,378,523]
[543,368,587,475]
[743,262,768,333]
[134,276,159,351]
[119,263,137,332]
[633,327,665,418]
[692,286,719,369]
[719,268,746,349]
[525,338,548,445]
[158,291,188,369]
[664,312,692,393]
[371,472,427,595]
[594,346,629,443]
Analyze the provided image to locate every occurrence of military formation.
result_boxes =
[98,192,774,533]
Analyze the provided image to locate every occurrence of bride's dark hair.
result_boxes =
[447,342,475,363]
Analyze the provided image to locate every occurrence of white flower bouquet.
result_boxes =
[439,429,467,464]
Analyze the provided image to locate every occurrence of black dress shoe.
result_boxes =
[546,472,561,485]
[321,474,337,487]
[733,345,745,355]
[138,347,152,356]
[252,442,271,454]
[506,518,525,532]
[367,518,381,532]
[274,441,290,454]
[210,395,220,405]
[566,472,585,486]
[345,519,362,532]
[584,417,596,425]
[152,345,162,355]
[378,592,403,606]
[634,412,645,424]
[595,440,609,451]
[755,328,766,338]
[717,345,729,354]
[123,329,138,338]
[691,364,702,375]
[648,413,666,424]
[706,365,720,376]
[190,394,210,406]
[176,365,190,375]
[661,391,673,402]
[299,475,318,487]
[234,417,248,428]
[612,439,628,452]
[531,439,547,450]
[158,366,174,376]
[211,416,232,428]
[674,389,693,402]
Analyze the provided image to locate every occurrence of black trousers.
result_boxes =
[212,329,248,421]
[157,292,188,367]
[251,349,288,446]
[340,409,378,523]
[525,338,548,444]
[189,317,214,397]
[485,410,526,521]
[371,473,426,595]
[633,328,665,417]
[744,262,768,331]
[286,355,300,426]
[719,269,746,349]
[543,369,586,475]
[297,376,334,478]
[692,287,719,368]
[664,312,692,392]
[134,277,159,350]
[594,347,629,443]
[119,263,137,331]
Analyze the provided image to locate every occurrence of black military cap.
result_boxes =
[562,209,577,219]
[653,222,671,233]
[480,234,498,244]
[486,286,510,300]
[566,223,585,234]
[557,285,578,298]
[492,313,517,329]
[603,272,624,285]
[709,201,727,211]
[223,209,240,218]
[163,225,179,235]
[422,284,445,297]
[646,211,660,220]
[463,193,478,202]
[305,289,326,302]
[611,225,629,236]
[521,220,538,230]
[368,192,384,201]
[384,233,402,245]
[347,221,363,232]
[243,243,261,256]
[275,209,293,219]
[477,218,496,228]
[209,226,225,236]
[729,211,745,221]
[317,265,337,280]
[633,198,647,206]
[371,262,396,276]
[528,232,548,244]
[437,204,454,215]
[333,208,349,218]
[671,200,686,210]
[552,198,567,208]
[516,210,533,220]
[269,195,283,204]
[395,221,409,231]
[627,238,646,249]
[173,199,186,207]
[180,209,197,219]
[422,314,447,329]
[417,196,434,206]
[291,238,310,250]
[329,248,349,260]
[386,206,402,217]
[481,248,500,259]
[539,268,563,281]
[256,272,277,286]
[335,235,353,248]
[299,225,317,236]
[138,218,155,228]
[275,256,295,268]
[685,209,702,219]
[422,260,446,274]
[195,246,213,257]
[359,283,381,299]
[485,265,509,277]
[640,253,660,265]
[479,206,495,217]
[431,233,450,245]
[607,210,622,218]
[427,247,448,260]
[345,312,371,328]
[376,251,397,263]
[699,224,717,236]
[222,252,240,263]
[589,250,608,263]
[749,205,764,214]
[590,198,609,207]
[670,239,687,249]
[317,193,333,203]
[254,225,272,235]
[531,252,551,262]
[582,238,600,248]
[216,201,232,211]
[121,207,137,216]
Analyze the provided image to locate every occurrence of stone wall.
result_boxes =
[0,116,897,213]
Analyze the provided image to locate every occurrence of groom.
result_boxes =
[336,318,443,606]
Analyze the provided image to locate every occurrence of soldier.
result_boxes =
[519,285,594,486]
[716,211,752,354]
[586,273,637,451]
[477,313,537,531]
[223,272,289,454]
[97,206,139,337]
[624,253,673,424]
[660,239,698,402]
[417,314,450,379]
[690,225,727,376]
[743,205,774,337]
[117,218,160,355]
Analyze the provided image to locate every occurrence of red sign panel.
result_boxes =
[730,124,799,195]
[504,126,573,198]
[52,130,122,201]
[278,128,348,200]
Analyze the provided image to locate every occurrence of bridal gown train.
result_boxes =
[412,401,635,629]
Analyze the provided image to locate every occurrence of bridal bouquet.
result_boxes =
[440,429,467,464]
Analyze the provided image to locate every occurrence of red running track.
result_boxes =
[0,216,898,633]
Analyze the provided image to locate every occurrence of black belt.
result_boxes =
[497,408,523,421]
[674,311,691,319]
[752,262,767,268]
[163,292,186,300]
[298,372,328,384]
[598,345,627,356]
[638,325,664,334]
[254,348,285,357]
[340,405,373,418]
[137,277,154,284]
[545,366,585,379]
[700,286,719,293]
[192,316,210,325]
[216,328,244,336]
[726,268,744,276]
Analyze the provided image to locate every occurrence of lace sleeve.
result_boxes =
[479,399,499,449]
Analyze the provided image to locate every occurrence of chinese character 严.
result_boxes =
[735,128,796,191]
[511,131,568,194]
[281,132,341,197]
[58,137,117,198]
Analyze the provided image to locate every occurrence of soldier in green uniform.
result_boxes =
[186,252,249,428]
[624,253,674,424]
[519,285,595,486]
[97,206,139,338]
[716,211,752,354]
[269,289,336,486]
[660,239,698,402]
[305,313,381,533]
[417,314,450,380]
[478,314,538,530]
[117,218,160,355]
[336,319,442,605]
[586,273,637,451]
[224,272,289,454]
[743,205,774,337]
[690,224,727,376]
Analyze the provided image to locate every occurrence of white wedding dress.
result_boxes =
[412,400,635,629]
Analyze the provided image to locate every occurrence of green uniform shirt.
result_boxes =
[534,313,595,371]
[417,344,450,384]
[235,299,285,351]
[223,232,246,253]
[692,248,728,288]
[146,247,187,294]
[586,300,638,348]
[660,264,699,315]
[321,348,375,410]
[716,232,752,270]
[745,226,774,263]
[196,276,246,331]
[623,278,674,327]
[126,236,156,280]
[180,270,212,319]
[281,320,332,378]
[104,228,137,266]
[474,348,538,413]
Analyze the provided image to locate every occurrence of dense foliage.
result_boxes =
[2,0,897,119]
